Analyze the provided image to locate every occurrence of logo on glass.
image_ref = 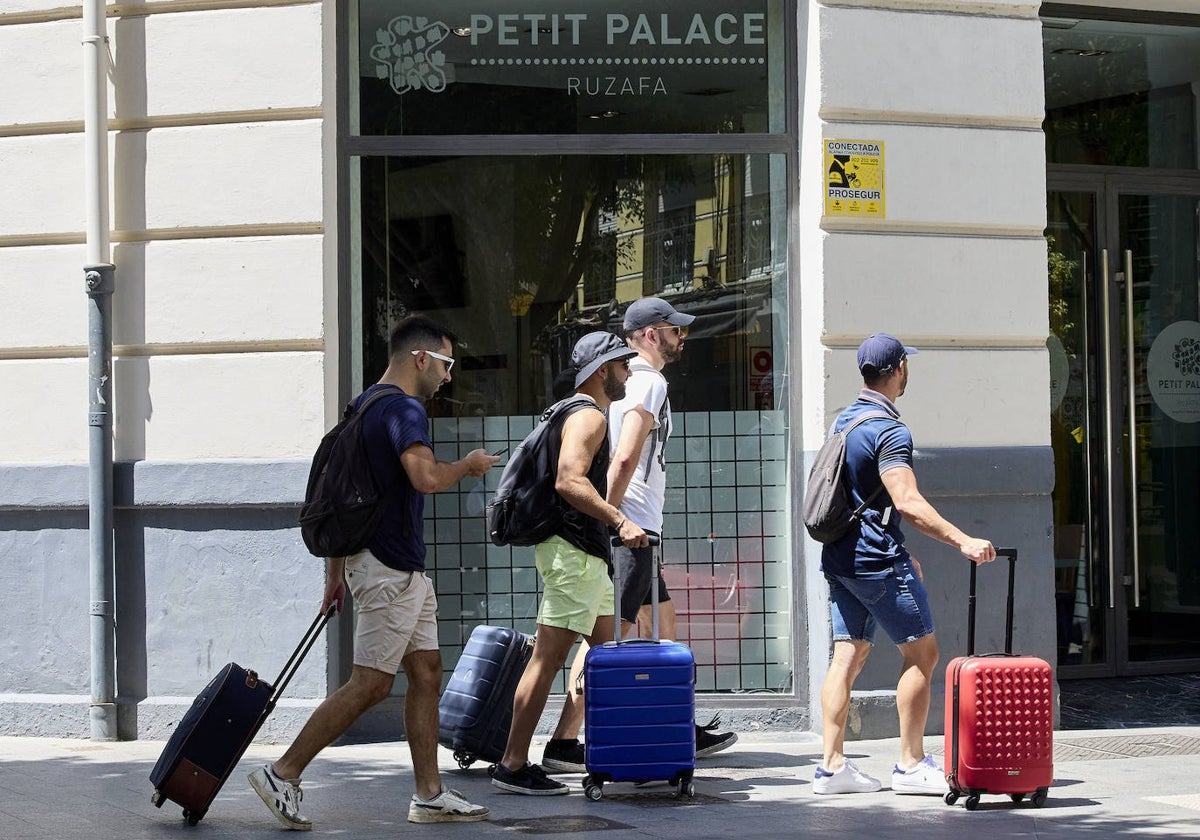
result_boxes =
[370,16,450,96]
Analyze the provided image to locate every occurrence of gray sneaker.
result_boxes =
[248,764,312,831]
[408,787,490,823]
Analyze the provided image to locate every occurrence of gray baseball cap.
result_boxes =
[623,297,696,332]
[571,332,637,388]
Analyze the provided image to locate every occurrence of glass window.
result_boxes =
[353,154,787,415]
[350,152,792,693]
[351,0,784,135]
[1043,17,1200,168]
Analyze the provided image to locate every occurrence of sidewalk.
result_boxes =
[2,727,1198,839]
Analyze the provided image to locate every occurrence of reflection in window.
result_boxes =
[352,152,791,693]
[355,154,785,416]
[1043,17,1200,169]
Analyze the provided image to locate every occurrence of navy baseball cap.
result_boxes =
[857,333,919,375]
[571,332,637,388]
[623,297,696,332]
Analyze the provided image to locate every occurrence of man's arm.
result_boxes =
[323,556,347,613]
[400,443,498,495]
[880,466,995,564]
[606,406,656,509]
[557,409,647,548]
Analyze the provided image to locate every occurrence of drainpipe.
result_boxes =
[83,0,117,740]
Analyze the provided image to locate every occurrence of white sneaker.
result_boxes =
[892,755,950,795]
[408,786,490,823]
[248,764,311,831]
[812,759,882,794]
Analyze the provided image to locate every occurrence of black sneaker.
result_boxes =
[541,739,586,773]
[696,714,738,758]
[490,763,570,796]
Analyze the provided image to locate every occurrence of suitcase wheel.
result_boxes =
[1010,793,1026,803]
[151,791,164,808]
[182,808,204,826]
[1031,787,1049,808]
[583,777,603,802]
[676,780,696,799]
[452,750,475,770]
[965,795,981,811]
[943,791,959,806]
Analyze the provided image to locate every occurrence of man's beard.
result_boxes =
[661,343,683,364]
[603,372,627,402]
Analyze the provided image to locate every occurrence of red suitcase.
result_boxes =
[944,548,1053,811]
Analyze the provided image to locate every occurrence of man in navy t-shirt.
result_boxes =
[250,316,500,830]
[812,333,995,797]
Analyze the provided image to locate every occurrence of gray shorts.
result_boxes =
[612,538,670,624]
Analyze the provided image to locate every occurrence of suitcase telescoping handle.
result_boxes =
[610,534,661,644]
[268,604,337,709]
[966,547,1017,657]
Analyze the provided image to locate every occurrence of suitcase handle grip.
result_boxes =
[610,534,661,643]
[268,604,337,708]
[967,547,1017,656]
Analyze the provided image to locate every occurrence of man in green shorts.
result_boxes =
[492,332,648,796]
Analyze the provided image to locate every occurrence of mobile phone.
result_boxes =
[491,447,508,457]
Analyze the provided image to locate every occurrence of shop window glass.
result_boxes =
[351,152,791,693]
[1043,17,1200,169]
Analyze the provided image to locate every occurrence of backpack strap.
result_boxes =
[349,384,405,419]
[837,410,896,521]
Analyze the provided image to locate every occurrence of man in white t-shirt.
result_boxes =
[540,298,737,775]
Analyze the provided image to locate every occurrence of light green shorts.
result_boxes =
[535,536,615,636]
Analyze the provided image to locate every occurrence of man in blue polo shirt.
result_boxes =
[813,333,995,796]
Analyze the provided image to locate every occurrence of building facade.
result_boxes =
[1,0,1196,739]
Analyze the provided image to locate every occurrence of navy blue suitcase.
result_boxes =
[149,607,333,825]
[582,538,696,800]
[438,625,533,769]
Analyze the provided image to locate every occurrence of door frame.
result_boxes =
[1049,164,1200,678]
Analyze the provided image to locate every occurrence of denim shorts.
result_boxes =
[825,559,935,645]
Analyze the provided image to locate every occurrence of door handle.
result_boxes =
[1100,249,1117,610]
[1121,249,1141,608]
[1080,250,1096,609]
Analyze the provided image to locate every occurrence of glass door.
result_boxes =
[1048,174,1200,677]
[1048,182,1111,674]
[1112,180,1200,672]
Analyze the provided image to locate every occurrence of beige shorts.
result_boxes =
[344,550,439,675]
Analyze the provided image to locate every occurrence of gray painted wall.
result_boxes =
[0,446,1054,741]
[0,460,326,740]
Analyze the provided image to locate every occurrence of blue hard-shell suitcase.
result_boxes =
[582,538,696,800]
[438,624,533,769]
[149,607,333,826]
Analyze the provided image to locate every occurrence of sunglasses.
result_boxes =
[411,349,455,373]
[649,324,688,338]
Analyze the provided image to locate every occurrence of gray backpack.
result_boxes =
[802,411,892,544]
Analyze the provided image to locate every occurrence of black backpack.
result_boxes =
[486,396,597,547]
[299,385,402,558]
[802,410,892,544]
